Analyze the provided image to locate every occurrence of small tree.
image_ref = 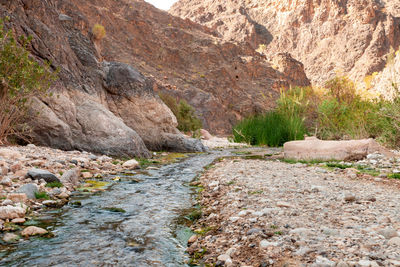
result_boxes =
[0,19,57,144]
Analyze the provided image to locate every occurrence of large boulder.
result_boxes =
[0,206,26,220]
[16,184,39,199]
[27,169,60,183]
[284,137,394,161]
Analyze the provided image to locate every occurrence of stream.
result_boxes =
[0,150,233,267]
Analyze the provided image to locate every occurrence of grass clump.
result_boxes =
[233,111,306,146]
[35,191,50,200]
[159,93,202,134]
[388,173,400,179]
[45,182,63,188]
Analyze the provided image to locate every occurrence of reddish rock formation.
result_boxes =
[171,0,400,84]
[1,0,310,142]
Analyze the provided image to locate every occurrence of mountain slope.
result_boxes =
[171,0,400,84]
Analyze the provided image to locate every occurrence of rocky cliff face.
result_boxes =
[1,0,207,157]
[171,0,400,85]
[1,0,310,145]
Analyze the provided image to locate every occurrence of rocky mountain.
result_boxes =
[1,0,310,151]
[171,0,400,85]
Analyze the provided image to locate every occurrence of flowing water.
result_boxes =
[0,151,233,267]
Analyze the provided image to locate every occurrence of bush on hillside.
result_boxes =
[233,111,306,147]
[159,93,203,134]
[92,24,106,40]
[0,19,56,144]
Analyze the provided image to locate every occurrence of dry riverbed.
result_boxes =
[0,144,185,243]
[188,153,400,267]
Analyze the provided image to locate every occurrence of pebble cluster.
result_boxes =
[0,145,139,240]
[189,156,400,267]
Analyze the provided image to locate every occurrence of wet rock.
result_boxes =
[122,159,139,169]
[11,218,26,224]
[57,192,69,199]
[0,206,25,220]
[2,233,20,242]
[27,169,60,183]
[17,184,39,199]
[21,226,48,237]
[60,168,79,186]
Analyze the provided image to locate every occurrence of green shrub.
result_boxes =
[45,182,63,188]
[232,111,306,146]
[159,93,203,133]
[35,191,50,200]
[92,24,106,40]
[0,18,56,144]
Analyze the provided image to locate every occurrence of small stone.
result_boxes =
[229,216,240,222]
[277,201,293,208]
[2,199,13,206]
[27,169,60,183]
[188,235,198,243]
[10,163,22,173]
[82,172,92,178]
[57,192,69,199]
[336,261,349,267]
[378,228,398,239]
[260,240,278,248]
[0,177,12,186]
[358,260,374,267]
[388,237,400,246]
[60,168,79,186]
[290,228,313,238]
[247,228,262,235]
[50,188,62,196]
[21,226,48,237]
[315,256,335,267]
[122,159,139,169]
[217,254,231,262]
[11,218,26,224]
[344,193,356,202]
[2,233,19,242]
[0,149,21,160]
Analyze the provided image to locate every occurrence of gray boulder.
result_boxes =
[17,184,39,199]
[27,169,60,183]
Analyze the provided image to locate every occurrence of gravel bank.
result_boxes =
[189,158,400,267]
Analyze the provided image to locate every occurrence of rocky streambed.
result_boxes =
[189,152,400,267]
[0,144,238,266]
